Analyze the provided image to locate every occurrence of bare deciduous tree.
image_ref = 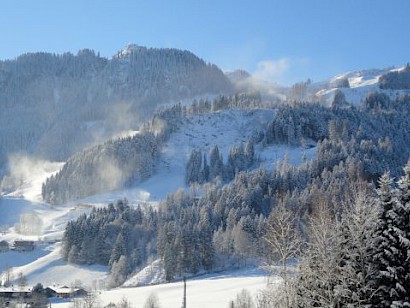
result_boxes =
[229,289,255,308]
[144,292,161,308]
[72,292,100,308]
[296,202,342,308]
[263,204,301,308]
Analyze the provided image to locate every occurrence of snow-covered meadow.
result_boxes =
[52,267,274,308]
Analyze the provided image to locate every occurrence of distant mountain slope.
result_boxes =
[0,45,232,167]
[309,66,410,106]
[42,103,184,204]
[42,94,317,205]
[226,69,251,83]
[40,95,266,204]
[379,64,410,89]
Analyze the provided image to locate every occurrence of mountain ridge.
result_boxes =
[0,45,233,169]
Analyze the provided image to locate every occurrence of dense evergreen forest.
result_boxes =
[61,90,410,308]
[45,90,410,204]
[0,46,231,167]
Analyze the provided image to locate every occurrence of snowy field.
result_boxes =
[52,268,274,308]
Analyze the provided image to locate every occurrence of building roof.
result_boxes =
[0,286,32,293]
[47,285,86,294]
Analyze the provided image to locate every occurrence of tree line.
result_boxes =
[185,139,255,185]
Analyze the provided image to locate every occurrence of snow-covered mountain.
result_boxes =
[309,65,410,106]
[225,69,251,83]
[0,45,232,168]
[1,58,410,307]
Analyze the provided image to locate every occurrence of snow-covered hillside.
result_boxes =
[0,46,232,169]
[1,64,409,306]
[0,107,313,293]
[45,108,314,205]
[312,66,410,106]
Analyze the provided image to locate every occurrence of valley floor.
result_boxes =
[52,267,274,308]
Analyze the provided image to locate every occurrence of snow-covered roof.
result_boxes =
[0,286,32,293]
[47,285,85,294]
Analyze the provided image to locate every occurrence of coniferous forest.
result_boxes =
[1,44,410,307]
[0,46,231,168]
[2,2,410,306]
[60,88,410,307]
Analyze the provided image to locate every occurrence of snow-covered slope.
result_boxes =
[0,107,313,296]
[76,109,312,204]
[1,242,108,287]
[312,66,410,106]
[123,259,166,287]
[0,46,232,170]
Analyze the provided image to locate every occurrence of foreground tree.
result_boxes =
[228,289,255,308]
[393,160,410,306]
[31,283,49,308]
[296,202,342,307]
[263,204,301,308]
[144,293,161,308]
[109,255,129,288]
[371,172,410,307]
[71,292,100,308]
[336,191,379,306]
[117,297,133,308]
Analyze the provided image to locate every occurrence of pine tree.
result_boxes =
[109,255,129,288]
[198,207,215,270]
[163,243,176,282]
[372,172,409,307]
[245,138,255,167]
[209,145,223,181]
[185,149,203,184]
[68,245,80,264]
[31,283,48,308]
[395,160,410,306]
[203,154,210,183]
[109,233,126,266]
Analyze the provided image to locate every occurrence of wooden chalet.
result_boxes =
[0,286,32,299]
[46,285,88,298]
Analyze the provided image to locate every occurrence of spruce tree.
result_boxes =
[245,138,255,167]
[395,160,410,306]
[209,145,223,180]
[109,233,126,266]
[372,172,408,307]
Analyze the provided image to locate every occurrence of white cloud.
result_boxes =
[250,57,312,85]
[253,58,290,83]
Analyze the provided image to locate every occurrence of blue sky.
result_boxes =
[1,0,409,85]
